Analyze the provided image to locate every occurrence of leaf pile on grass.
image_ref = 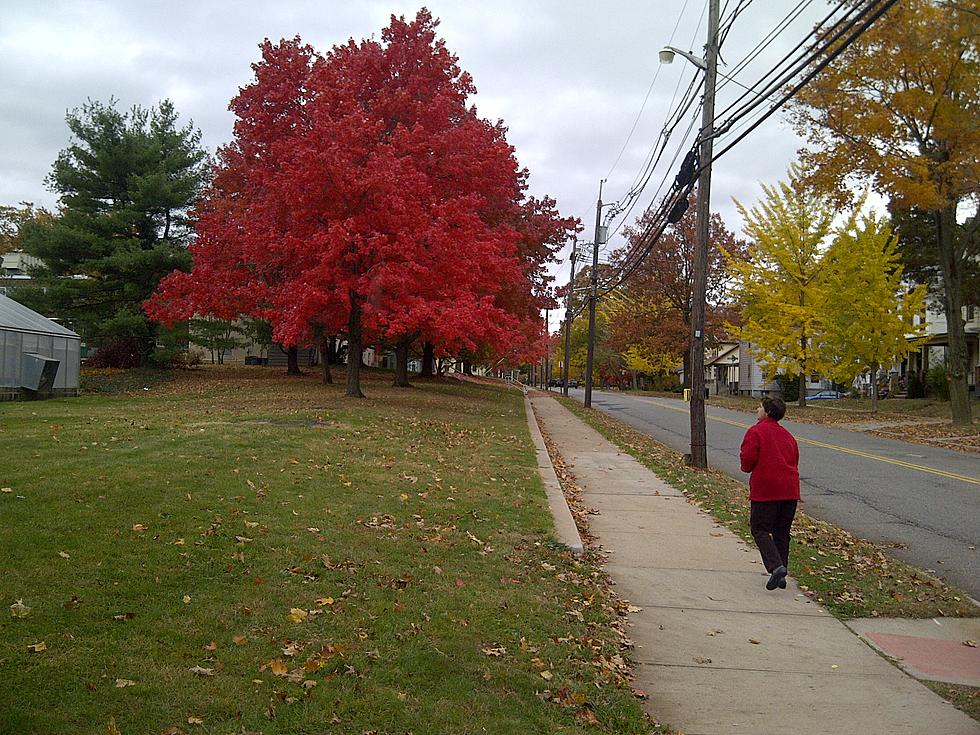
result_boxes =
[80,366,177,394]
[555,395,977,620]
[867,422,980,453]
[0,368,652,734]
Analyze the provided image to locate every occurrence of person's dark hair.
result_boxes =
[761,395,786,421]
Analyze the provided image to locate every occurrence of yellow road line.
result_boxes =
[632,396,980,486]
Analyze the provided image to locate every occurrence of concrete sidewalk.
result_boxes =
[529,394,980,735]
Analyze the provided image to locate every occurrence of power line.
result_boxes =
[592,0,899,302]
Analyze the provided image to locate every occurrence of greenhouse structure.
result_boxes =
[0,293,80,400]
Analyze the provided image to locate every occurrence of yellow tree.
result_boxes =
[791,0,978,424]
[728,167,835,406]
[822,212,928,413]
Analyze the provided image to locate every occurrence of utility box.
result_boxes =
[683,388,691,402]
[21,352,60,393]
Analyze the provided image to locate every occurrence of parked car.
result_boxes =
[547,378,562,387]
[805,390,845,400]
[568,379,579,389]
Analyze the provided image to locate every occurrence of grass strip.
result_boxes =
[0,367,653,734]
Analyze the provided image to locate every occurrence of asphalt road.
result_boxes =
[566,389,980,601]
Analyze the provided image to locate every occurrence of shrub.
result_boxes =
[907,372,925,399]
[85,337,143,369]
[774,373,800,402]
[925,364,950,401]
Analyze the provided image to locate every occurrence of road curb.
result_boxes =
[523,393,584,556]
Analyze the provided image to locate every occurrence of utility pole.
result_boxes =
[562,237,578,398]
[584,180,606,409]
[688,0,720,469]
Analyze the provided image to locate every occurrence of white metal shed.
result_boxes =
[0,293,80,399]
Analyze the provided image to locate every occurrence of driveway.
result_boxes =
[567,389,980,601]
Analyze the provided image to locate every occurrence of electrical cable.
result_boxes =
[604,0,693,180]
[594,0,898,301]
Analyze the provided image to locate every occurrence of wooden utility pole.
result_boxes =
[584,180,605,409]
[688,0,720,468]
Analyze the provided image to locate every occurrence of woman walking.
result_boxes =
[739,395,800,591]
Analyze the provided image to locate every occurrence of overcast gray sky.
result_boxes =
[0,0,832,329]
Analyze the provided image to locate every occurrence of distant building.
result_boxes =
[0,250,42,295]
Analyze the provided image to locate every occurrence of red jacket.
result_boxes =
[740,417,800,501]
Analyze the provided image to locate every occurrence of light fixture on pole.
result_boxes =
[659,0,719,469]
[658,46,706,70]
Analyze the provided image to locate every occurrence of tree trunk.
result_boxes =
[346,298,365,398]
[682,351,691,389]
[870,362,879,415]
[462,359,473,376]
[286,346,302,376]
[319,335,332,384]
[420,341,435,377]
[798,307,807,408]
[936,207,972,425]
[393,337,411,388]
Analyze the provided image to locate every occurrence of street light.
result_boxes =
[659,0,719,469]
[658,46,706,70]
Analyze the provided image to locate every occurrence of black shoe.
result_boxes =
[766,565,787,591]
[778,576,787,589]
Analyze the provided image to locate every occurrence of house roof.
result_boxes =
[0,293,79,339]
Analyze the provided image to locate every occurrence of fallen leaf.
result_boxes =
[112,612,135,621]
[269,659,289,676]
[160,727,187,735]
[28,641,47,652]
[288,608,309,623]
[539,670,553,680]
[244,520,259,529]
[831,664,839,669]
[115,678,136,688]
[182,595,191,604]
[749,639,761,645]
[315,596,335,606]
[204,641,217,651]
[10,600,31,618]
[186,716,204,726]
[964,640,977,648]
[188,666,214,677]
[1,487,12,493]
[693,656,711,664]
[455,579,465,587]
[106,718,121,735]
[132,523,147,532]
[233,635,247,646]
[58,551,71,559]
[302,679,317,690]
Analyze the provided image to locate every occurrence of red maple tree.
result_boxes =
[147,10,576,395]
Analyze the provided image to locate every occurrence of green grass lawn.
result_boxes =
[0,367,653,734]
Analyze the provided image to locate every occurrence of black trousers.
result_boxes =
[750,499,798,573]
